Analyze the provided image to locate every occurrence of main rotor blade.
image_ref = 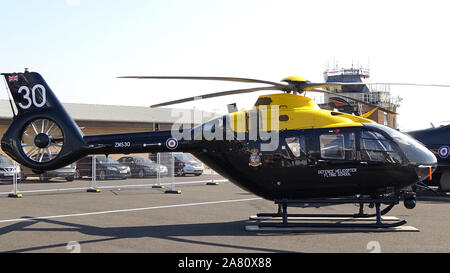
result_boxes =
[150,86,283,108]
[306,82,450,89]
[118,76,291,90]
[363,82,450,88]
[309,88,398,115]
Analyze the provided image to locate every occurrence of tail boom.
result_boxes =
[82,130,199,155]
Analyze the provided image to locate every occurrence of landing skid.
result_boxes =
[246,196,419,232]
[250,215,401,222]
[245,224,419,232]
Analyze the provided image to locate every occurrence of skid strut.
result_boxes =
[260,202,395,219]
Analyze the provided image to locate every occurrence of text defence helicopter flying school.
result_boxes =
[0,70,445,230]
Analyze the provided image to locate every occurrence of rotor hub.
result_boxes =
[34,133,50,148]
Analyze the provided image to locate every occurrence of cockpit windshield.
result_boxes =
[360,130,402,163]
[363,123,437,165]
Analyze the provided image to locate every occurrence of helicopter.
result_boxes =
[0,71,443,230]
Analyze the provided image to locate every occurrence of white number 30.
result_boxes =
[18,84,46,109]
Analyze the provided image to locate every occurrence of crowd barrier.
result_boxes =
[0,153,224,198]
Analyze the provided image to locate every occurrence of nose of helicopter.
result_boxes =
[393,131,437,168]
[363,123,437,181]
[405,137,437,181]
[406,144,437,181]
[389,127,437,182]
[415,165,437,182]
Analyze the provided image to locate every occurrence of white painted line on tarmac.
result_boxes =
[0,197,262,224]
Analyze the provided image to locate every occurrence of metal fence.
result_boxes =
[0,153,224,198]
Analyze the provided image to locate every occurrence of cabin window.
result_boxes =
[320,134,345,160]
[344,132,356,160]
[254,97,272,106]
[360,130,401,163]
[285,136,306,158]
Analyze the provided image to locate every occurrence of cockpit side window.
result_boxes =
[285,136,306,158]
[360,129,402,163]
[319,132,356,161]
[320,134,345,160]
[344,132,356,160]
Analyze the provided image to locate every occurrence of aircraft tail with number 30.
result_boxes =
[1,71,188,172]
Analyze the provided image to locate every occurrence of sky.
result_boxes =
[1,0,450,131]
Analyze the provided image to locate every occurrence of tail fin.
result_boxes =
[1,70,86,170]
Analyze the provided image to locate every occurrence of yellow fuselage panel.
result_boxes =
[256,93,321,110]
[228,93,375,132]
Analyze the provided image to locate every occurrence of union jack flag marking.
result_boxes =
[8,75,18,82]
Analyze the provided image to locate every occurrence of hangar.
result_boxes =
[0,99,219,156]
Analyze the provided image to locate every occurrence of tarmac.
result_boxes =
[0,174,450,253]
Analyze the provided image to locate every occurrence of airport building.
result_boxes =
[317,66,401,129]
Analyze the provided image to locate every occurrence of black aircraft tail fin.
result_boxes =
[1,70,86,171]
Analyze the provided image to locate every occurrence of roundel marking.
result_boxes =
[166,138,178,150]
[438,146,449,159]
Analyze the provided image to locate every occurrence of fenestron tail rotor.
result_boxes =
[20,118,64,163]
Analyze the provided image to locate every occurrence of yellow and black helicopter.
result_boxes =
[0,71,443,230]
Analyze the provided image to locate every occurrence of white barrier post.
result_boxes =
[8,161,22,198]
[206,167,219,186]
[87,155,100,193]
[152,153,165,189]
[164,152,180,194]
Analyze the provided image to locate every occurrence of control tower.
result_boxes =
[319,65,402,129]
